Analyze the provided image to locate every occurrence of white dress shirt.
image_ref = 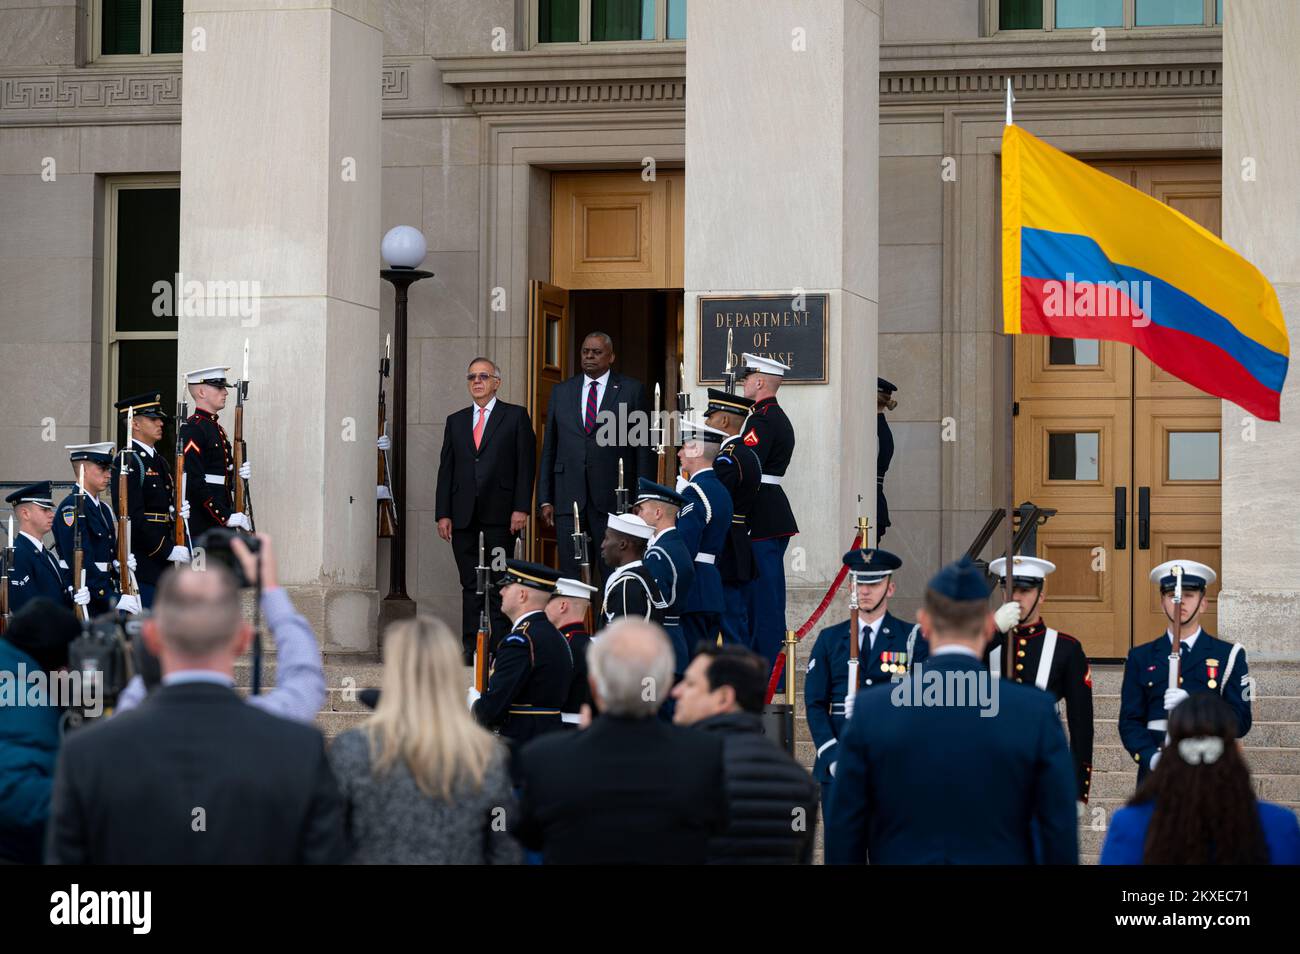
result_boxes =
[472,396,498,434]
[579,370,611,420]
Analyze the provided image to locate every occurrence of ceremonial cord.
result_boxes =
[763,535,862,705]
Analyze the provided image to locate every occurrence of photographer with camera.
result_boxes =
[111,531,325,725]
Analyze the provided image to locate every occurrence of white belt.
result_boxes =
[561,712,581,725]
[695,553,716,564]
[1147,719,1167,732]
[205,473,227,485]
[94,562,109,572]
[1035,628,1059,691]
[760,474,783,485]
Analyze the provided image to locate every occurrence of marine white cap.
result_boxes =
[553,577,598,600]
[740,353,791,376]
[988,555,1056,583]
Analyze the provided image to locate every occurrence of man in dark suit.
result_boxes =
[512,618,728,864]
[45,560,345,864]
[538,332,656,588]
[436,356,536,662]
[826,556,1077,865]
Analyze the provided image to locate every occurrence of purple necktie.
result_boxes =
[584,380,599,434]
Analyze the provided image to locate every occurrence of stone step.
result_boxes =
[1090,694,1300,722]
[1090,769,1300,802]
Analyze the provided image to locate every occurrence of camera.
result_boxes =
[63,612,144,731]
[195,526,262,588]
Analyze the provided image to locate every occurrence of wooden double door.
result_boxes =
[1014,160,1223,659]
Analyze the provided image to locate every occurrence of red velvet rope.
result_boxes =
[763,535,862,705]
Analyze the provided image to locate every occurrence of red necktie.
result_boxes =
[473,407,486,449]
[584,380,599,434]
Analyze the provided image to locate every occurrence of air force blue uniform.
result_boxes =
[52,491,119,617]
[1119,629,1250,781]
[7,533,71,613]
[644,527,694,673]
[677,468,731,650]
[714,434,761,647]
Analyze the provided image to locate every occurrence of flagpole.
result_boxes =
[1003,75,1016,678]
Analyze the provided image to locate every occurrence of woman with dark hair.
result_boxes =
[1100,693,1300,864]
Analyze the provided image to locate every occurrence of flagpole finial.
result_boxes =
[1005,75,1015,126]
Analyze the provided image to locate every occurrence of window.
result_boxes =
[1048,431,1100,481]
[95,0,182,59]
[534,0,685,45]
[1167,431,1219,480]
[996,0,1220,30]
[1047,337,1100,366]
[103,179,180,446]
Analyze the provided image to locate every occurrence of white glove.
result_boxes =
[1077,800,1087,821]
[226,512,251,531]
[1164,687,1189,711]
[829,761,837,778]
[467,686,481,710]
[994,601,1022,634]
[168,545,191,564]
[73,586,91,607]
[180,500,191,520]
[376,435,391,451]
[128,553,137,572]
[239,461,251,480]
[116,594,142,615]
[844,691,855,721]
[1149,751,1162,771]
[376,484,393,501]
[674,474,690,493]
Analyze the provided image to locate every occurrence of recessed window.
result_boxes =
[1056,0,1123,27]
[535,0,685,45]
[1048,432,1100,481]
[1135,0,1203,25]
[997,0,1220,31]
[1168,431,1219,481]
[98,0,182,57]
[1000,0,1044,29]
[1048,337,1100,366]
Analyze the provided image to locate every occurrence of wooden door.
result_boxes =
[1014,160,1223,657]
[527,280,571,565]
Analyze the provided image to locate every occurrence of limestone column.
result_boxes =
[1219,0,1300,657]
[178,0,383,652]
[684,0,879,620]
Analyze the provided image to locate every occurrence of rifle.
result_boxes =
[572,502,591,586]
[846,515,870,699]
[615,459,628,515]
[1167,565,1184,727]
[1,516,12,635]
[652,383,667,484]
[234,338,256,531]
[116,410,138,599]
[377,334,398,538]
[723,327,736,395]
[174,384,191,554]
[73,463,87,623]
[474,532,490,691]
[676,362,692,485]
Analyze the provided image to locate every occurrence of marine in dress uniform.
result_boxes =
[736,353,798,677]
[675,419,733,651]
[1119,559,1250,784]
[470,560,573,745]
[180,366,250,540]
[547,576,598,728]
[634,479,695,674]
[4,482,72,613]
[985,556,1094,804]
[110,392,189,609]
[599,512,664,627]
[703,389,761,648]
[52,444,140,617]
[876,378,897,542]
[804,547,927,815]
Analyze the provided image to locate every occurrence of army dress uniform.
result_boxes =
[676,420,733,651]
[4,482,72,613]
[52,444,122,617]
[637,479,695,674]
[1119,560,1249,783]
[804,548,926,814]
[111,393,180,609]
[706,389,762,649]
[180,367,236,540]
[985,556,1095,803]
[472,561,573,745]
[736,354,798,676]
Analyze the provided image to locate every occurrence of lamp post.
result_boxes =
[379,226,432,628]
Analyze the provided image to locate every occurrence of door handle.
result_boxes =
[1114,486,1127,550]
[1138,486,1151,550]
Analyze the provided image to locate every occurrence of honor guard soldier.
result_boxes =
[634,478,695,675]
[546,577,598,728]
[805,547,925,815]
[736,353,798,677]
[1119,560,1249,783]
[987,556,1094,805]
[469,560,573,745]
[703,389,761,647]
[5,482,72,612]
[599,512,664,626]
[53,444,141,616]
[180,366,251,539]
[876,378,897,541]
[676,418,733,650]
[112,392,190,609]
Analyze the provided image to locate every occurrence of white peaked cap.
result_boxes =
[740,353,791,376]
[185,366,232,385]
[606,512,654,540]
[554,577,598,600]
[988,555,1056,581]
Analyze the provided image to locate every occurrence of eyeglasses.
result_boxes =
[466,373,498,382]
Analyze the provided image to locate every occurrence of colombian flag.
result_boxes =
[1002,125,1289,421]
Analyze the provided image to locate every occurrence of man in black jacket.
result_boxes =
[436,356,536,661]
[513,619,727,864]
[538,333,655,588]
[45,562,345,864]
[673,642,818,864]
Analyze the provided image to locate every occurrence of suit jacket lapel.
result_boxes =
[478,401,505,451]
[599,372,622,415]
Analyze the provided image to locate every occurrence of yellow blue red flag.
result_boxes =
[1002,125,1288,421]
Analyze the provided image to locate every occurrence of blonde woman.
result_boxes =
[328,616,519,864]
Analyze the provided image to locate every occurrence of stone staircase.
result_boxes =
[234,652,1300,865]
